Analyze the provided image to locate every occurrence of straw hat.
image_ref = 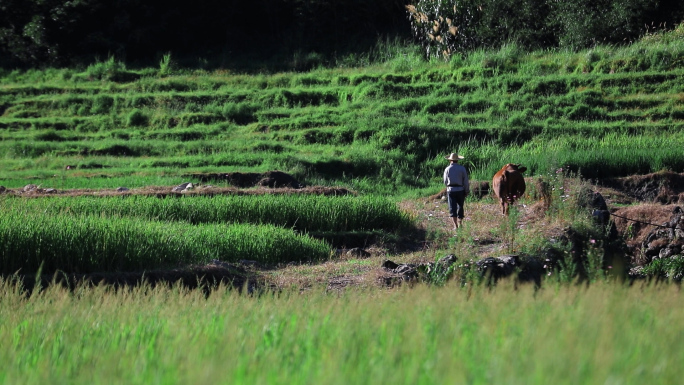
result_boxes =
[445,153,465,161]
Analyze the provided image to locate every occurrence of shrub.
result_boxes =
[158,52,176,77]
[84,57,127,81]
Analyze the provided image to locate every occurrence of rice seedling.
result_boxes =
[0,207,332,274]
[5,194,414,233]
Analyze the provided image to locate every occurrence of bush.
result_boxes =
[84,57,126,81]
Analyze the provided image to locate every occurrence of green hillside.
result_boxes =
[1,26,683,195]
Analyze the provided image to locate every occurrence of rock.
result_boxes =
[257,171,302,188]
[23,184,38,192]
[628,266,647,279]
[45,188,57,194]
[381,255,458,283]
[475,255,520,280]
[0,186,6,193]
[172,182,193,192]
[381,260,420,281]
[346,248,371,258]
[116,187,130,192]
[437,254,458,267]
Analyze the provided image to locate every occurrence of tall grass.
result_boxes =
[5,194,414,233]
[0,208,332,274]
[0,281,682,384]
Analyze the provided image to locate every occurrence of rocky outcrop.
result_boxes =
[641,206,684,263]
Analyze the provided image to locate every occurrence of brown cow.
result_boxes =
[492,163,527,215]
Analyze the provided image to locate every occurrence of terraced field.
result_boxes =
[1,30,682,193]
[0,27,682,284]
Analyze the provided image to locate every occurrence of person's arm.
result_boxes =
[443,167,449,186]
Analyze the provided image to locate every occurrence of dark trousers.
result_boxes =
[447,190,466,219]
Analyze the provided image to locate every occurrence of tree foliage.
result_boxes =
[406,0,684,59]
[0,0,682,67]
[0,0,410,67]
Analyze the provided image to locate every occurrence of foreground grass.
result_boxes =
[1,280,681,384]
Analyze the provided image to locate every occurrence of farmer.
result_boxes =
[443,153,470,230]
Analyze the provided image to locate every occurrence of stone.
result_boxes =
[172,182,193,192]
[346,248,371,258]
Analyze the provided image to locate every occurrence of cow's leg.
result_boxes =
[500,198,507,215]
